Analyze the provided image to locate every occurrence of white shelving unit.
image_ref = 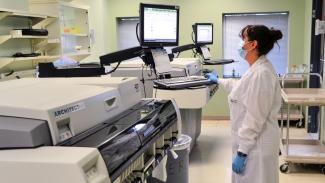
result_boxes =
[0,1,92,76]
[29,0,91,60]
[1,57,43,69]
[0,35,48,44]
[0,69,36,81]
[0,7,47,21]
[0,8,57,73]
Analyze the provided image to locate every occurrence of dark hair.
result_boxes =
[240,25,283,56]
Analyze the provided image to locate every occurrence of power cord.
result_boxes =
[154,70,159,98]
[141,64,147,98]
[136,23,141,44]
[106,61,122,74]
[191,31,195,43]
[5,70,14,77]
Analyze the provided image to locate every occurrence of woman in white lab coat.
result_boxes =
[206,25,283,183]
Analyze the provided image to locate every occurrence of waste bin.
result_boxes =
[148,134,192,183]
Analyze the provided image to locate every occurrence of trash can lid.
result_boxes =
[173,134,192,151]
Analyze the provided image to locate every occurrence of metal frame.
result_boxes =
[281,73,323,144]
[280,73,325,173]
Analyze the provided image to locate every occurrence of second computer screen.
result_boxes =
[196,24,213,44]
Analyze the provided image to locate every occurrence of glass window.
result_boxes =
[222,12,289,78]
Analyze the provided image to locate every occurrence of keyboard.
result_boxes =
[203,59,234,65]
[154,76,213,89]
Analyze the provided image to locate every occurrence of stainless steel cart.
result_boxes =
[278,75,306,128]
[280,73,325,174]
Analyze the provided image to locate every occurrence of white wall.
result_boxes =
[71,0,109,62]
[0,0,29,11]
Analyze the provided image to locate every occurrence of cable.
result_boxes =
[319,35,324,75]
[106,61,122,75]
[5,70,14,77]
[154,69,159,98]
[136,23,140,44]
[192,48,198,58]
[191,31,195,42]
[191,31,202,58]
[141,64,147,98]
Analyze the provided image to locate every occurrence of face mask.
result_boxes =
[238,40,247,59]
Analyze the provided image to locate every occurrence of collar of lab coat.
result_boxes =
[242,55,267,78]
[250,55,267,70]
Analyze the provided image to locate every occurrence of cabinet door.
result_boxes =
[60,5,90,55]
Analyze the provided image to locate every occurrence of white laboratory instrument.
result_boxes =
[171,58,202,76]
[154,81,218,149]
[0,77,180,183]
[111,56,217,149]
[111,58,191,97]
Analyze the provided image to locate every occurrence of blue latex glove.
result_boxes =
[204,70,219,83]
[232,154,247,174]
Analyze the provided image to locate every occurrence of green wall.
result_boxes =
[0,0,28,11]
[106,0,312,117]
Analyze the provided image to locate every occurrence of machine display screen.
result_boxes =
[140,3,179,47]
[194,23,213,45]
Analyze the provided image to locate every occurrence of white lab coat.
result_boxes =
[219,55,281,183]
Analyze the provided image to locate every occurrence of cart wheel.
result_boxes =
[280,163,289,173]
[322,166,325,175]
[296,122,303,128]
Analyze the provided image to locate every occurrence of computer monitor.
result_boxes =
[193,23,213,45]
[139,3,179,47]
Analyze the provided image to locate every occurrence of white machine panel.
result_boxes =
[112,58,187,77]
[0,147,110,183]
[48,77,142,114]
[113,57,201,76]
[111,58,187,98]
[171,58,202,76]
[0,77,141,145]
[154,85,216,109]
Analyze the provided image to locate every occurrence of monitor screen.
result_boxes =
[194,23,213,45]
[140,3,179,47]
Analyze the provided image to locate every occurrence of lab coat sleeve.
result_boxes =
[237,72,275,154]
[218,78,239,93]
